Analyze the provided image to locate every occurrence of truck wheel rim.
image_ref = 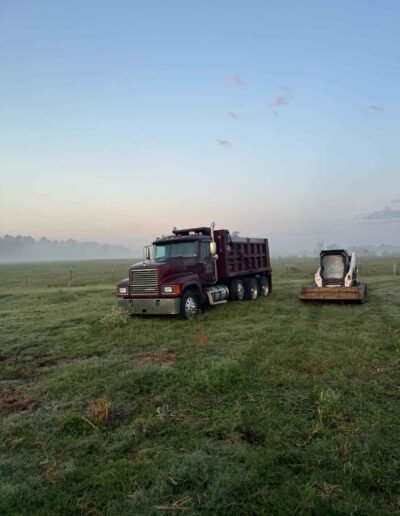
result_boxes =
[185,297,197,319]
[237,283,244,300]
[251,285,258,299]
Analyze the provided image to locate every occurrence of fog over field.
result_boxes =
[0,235,134,263]
[1,232,399,263]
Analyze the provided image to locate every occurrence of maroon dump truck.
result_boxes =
[117,224,272,319]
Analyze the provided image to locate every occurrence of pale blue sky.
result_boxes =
[1,0,399,253]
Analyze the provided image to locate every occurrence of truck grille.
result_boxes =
[129,269,158,296]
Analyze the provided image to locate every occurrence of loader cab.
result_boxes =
[320,250,349,286]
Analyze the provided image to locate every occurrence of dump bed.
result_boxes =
[214,230,271,279]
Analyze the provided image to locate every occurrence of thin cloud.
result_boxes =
[226,111,239,119]
[391,199,400,204]
[269,86,291,111]
[362,104,385,114]
[359,206,400,221]
[225,75,246,86]
[269,96,289,108]
[279,85,290,94]
[216,139,232,148]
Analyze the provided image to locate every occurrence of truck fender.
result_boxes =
[166,273,204,302]
[117,277,129,287]
[182,282,204,301]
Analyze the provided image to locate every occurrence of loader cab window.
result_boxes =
[321,255,345,280]
[200,242,211,260]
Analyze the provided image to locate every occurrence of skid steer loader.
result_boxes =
[299,249,367,303]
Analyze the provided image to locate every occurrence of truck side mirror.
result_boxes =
[145,246,151,260]
[210,242,217,255]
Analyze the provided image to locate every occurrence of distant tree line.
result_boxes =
[349,244,400,257]
[0,235,133,262]
[274,242,400,258]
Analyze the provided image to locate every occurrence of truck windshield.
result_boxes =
[321,255,345,279]
[154,241,198,261]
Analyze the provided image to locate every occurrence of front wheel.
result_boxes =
[179,290,199,320]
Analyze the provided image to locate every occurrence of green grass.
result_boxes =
[0,258,399,515]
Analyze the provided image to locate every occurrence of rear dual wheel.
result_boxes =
[231,277,270,301]
[244,278,258,300]
[258,276,270,297]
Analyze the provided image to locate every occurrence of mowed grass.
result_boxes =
[0,258,399,515]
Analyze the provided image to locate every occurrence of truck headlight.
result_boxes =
[162,285,180,294]
[118,286,128,295]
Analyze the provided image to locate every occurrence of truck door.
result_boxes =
[198,241,217,285]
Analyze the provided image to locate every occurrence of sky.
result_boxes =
[1,0,400,254]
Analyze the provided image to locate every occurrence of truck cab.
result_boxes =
[117,227,218,319]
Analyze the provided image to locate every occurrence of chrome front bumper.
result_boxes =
[117,297,181,315]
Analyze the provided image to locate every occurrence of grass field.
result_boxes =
[1,258,399,515]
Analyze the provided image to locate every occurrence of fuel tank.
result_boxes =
[205,285,229,305]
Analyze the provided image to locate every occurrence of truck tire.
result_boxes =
[258,276,270,297]
[244,278,258,300]
[179,290,199,320]
[230,279,245,301]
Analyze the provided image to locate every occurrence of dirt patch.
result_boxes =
[37,356,101,369]
[302,360,338,375]
[38,357,80,368]
[41,464,64,484]
[14,354,38,363]
[3,350,51,366]
[194,329,209,346]
[14,366,36,379]
[2,351,101,370]
[0,385,39,415]
[135,351,177,367]
[0,352,43,365]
